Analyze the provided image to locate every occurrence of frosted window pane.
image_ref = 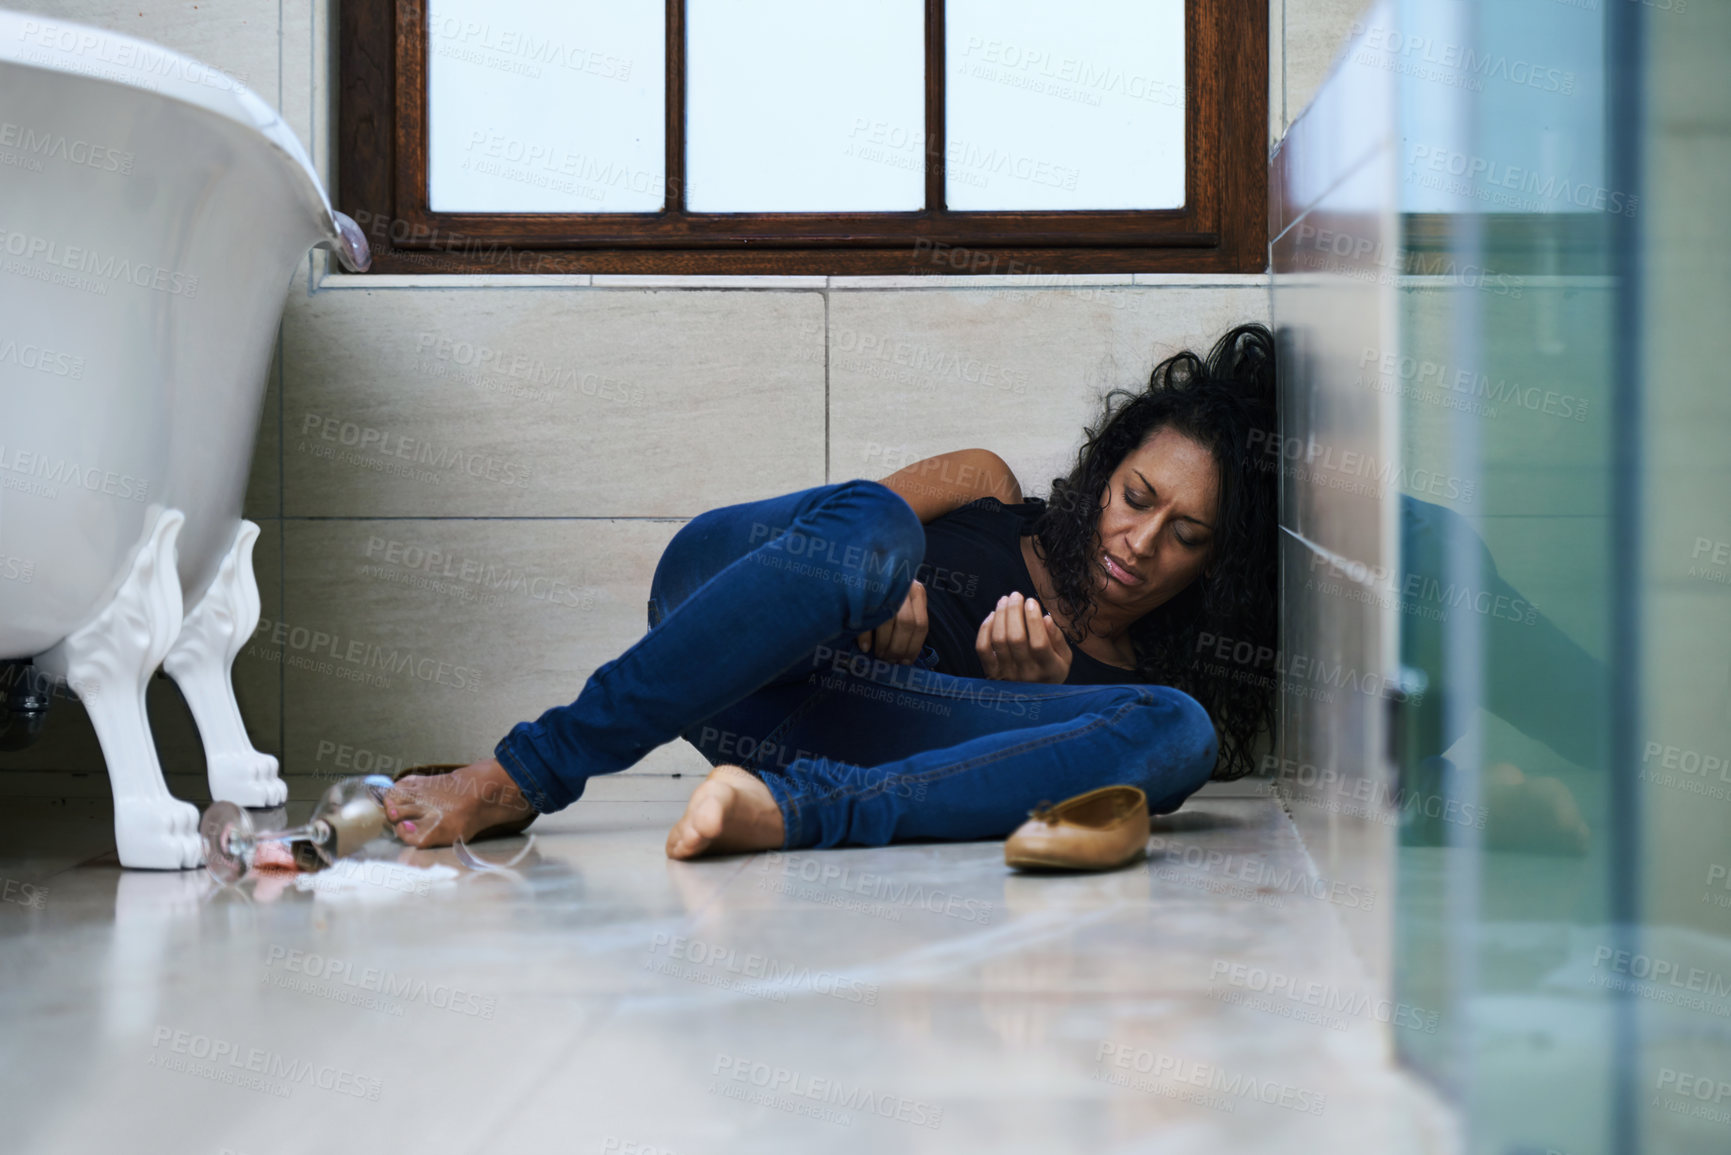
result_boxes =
[946,0,1184,210]
[687,0,925,213]
[427,1,665,213]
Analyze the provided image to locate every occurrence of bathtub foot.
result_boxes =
[37,508,202,869]
[164,519,286,808]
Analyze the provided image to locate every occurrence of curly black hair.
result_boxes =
[1026,323,1278,780]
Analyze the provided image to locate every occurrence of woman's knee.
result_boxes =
[1122,687,1219,797]
[821,478,922,553]
[648,521,705,619]
[814,479,925,618]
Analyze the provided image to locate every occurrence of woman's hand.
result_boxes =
[977,591,1073,683]
[857,579,928,663]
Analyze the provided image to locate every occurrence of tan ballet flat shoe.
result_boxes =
[391,763,537,841]
[1004,784,1149,871]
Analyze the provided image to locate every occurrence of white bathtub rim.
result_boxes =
[0,8,345,248]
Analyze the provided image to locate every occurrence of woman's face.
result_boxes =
[1090,425,1220,613]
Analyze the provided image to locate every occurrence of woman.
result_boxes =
[382,323,1279,859]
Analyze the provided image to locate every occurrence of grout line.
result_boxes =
[314,276,1267,292]
[304,0,314,294]
[277,515,697,522]
[823,288,831,484]
[275,324,286,765]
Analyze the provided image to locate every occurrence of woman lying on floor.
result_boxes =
[381,323,1280,859]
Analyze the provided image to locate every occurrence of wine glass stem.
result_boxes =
[252,820,323,848]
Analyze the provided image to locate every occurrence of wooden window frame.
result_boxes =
[338,0,1267,275]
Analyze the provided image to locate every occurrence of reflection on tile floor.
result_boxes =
[0,793,1450,1154]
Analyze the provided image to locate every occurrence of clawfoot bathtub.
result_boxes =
[0,12,370,867]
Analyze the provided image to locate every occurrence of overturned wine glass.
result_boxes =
[200,774,396,884]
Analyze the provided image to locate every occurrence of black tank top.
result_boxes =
[916,496,1140,685]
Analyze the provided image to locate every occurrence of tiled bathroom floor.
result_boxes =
[0,786,1450,1154]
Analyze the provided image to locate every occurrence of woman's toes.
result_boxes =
[382,780,426,823]
[395,817,436,848]
[666,792,722,859]
[666,778,724,859]
[665,766,783,860]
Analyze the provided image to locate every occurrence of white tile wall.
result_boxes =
[7,0,1370,802]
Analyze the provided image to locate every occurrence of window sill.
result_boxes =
[312,271,1273,292]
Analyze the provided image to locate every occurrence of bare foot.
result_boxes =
[1485,762,1591,856]
[383,759,534,849]
[665,764,785,860]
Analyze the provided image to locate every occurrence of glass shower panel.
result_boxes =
[427,0,667,212]
[1631,5,1731,1155]
[685,0,924,212]
[1386,0,1638,1151]
[944,0,1184,210]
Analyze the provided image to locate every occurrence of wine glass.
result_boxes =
[200,774,395,884]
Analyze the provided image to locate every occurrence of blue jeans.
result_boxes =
[493,479,1219,849]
